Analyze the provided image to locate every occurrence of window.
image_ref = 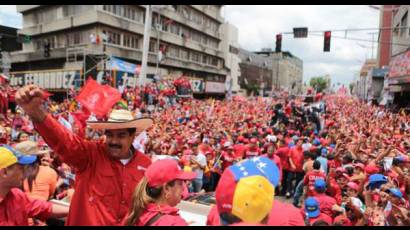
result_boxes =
[400,11,408,37]
[149,40,157,52]
[170,23,180,35]
[105,30,121,45]
[211,57,218,66]
[168,46,179,58]
[123,34,139,49]
[67,31,86,46]
[202,54,208,64]
[191,31,202,43]
[191,51,200,63]
[180,49,188,60]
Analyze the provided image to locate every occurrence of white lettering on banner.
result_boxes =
[50,73,56,89]
[190,80,203,93]
[205,81,225,93]
[65,72,76,88]
[55,72,62,88]
[9,70,80,89]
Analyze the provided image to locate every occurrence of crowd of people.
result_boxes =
[0,76,409,226]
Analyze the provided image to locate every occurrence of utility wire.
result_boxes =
[281,26,409,34]
[308,33,410,47]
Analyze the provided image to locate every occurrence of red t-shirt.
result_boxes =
[276,147,290,171]
[313,193,337,217]
[289,146,304,172]
[303,170,326,196]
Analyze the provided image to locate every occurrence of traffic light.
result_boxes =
[275,34,282,52]
[324,31,331,52]
[293,27,308,38]
[44,42,50,57]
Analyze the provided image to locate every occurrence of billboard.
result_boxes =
[388,51,410,78]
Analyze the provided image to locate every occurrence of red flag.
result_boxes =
[75,78,121,118]
[42,90,53,100]
[70,106,91,138]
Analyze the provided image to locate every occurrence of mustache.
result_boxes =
[109,144,122,149]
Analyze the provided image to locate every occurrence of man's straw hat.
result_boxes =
[87,109,153,132]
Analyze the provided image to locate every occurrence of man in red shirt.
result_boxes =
[312,179,336,217]
[303,160,326,197]
[232,137,248,160]
[16,85,153,226]
[287,138,304,198]
[262,143,282,183]
[275,139,290,196]
[0,146,69,226]
[245,138,261,158]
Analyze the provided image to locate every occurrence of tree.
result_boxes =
[309,76,328,93]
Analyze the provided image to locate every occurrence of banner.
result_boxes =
[205,81,225,93]
[108,57,141,74]
[388,51,410,78]
[9,70,82,89]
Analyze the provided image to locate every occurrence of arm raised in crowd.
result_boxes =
[15,85,97,172]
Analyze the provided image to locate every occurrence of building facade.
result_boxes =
[220,22,241,96]
[387,5,410,110]
[357,59,377,100]
[238,48,273,96]
[256,51,303,95]
[0,25,23,75]
[10,5,228,96]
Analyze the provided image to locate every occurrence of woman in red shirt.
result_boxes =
[126,159,196,226]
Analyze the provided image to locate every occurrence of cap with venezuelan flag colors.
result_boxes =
[0,145,37,169]
[215,156,280,224]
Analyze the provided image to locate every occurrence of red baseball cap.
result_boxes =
[145,159,196,188]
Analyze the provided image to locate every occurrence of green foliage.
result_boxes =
[309,76,328,93]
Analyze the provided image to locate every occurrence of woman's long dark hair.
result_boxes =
[24,157,41,192]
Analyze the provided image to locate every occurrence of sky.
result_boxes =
[223,5,381,87]
[0,5,380,87]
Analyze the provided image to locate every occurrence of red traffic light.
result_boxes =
[324,31,331,38]
[276,34,282,40]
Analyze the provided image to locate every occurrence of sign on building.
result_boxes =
[205,81,225,93]
[9,70,82,89]
[190,79,204,93]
